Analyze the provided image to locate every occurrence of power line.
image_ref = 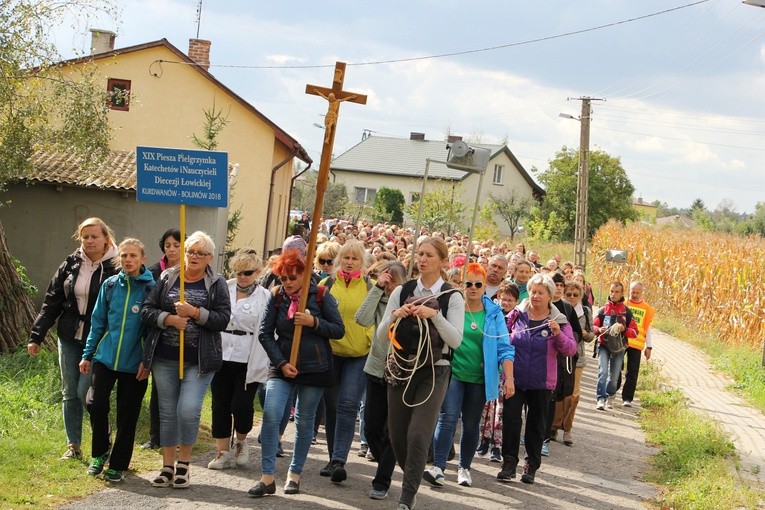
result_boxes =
[154,1,710,70]
[598,126,765,151]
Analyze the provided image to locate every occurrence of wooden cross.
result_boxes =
[289,62,367,367]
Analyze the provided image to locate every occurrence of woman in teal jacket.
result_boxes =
[424,263,515,489]
[79,238,155,482]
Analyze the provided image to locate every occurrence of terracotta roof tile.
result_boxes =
[26,149,137,191]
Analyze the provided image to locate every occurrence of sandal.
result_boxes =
[173,461,190,489]
[151,465,174,487]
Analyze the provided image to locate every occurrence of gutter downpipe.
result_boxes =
[263,151,301,257]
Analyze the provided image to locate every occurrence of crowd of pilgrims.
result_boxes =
[29,217,637,510]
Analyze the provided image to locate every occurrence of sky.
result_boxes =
[54,0,765,213]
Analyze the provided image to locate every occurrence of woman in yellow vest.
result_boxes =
[319,239,374,483]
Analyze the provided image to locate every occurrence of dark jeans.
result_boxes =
[323,354,367,462]
[502,388,551,471]
[87,361,148,471]
[364,375,397,491]
[620,347,642,402]
[210,361,260,438]
[388,365,450,508]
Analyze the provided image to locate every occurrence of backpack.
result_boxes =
[389,279,457,363]
[272,284,327,311]
[600,307,633,354]
[322,275,372,293]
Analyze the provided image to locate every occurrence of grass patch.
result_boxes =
[637,362,763,509]
[653,312,765,414]
[0,347,220,509]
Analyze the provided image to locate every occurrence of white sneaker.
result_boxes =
[423,465,445,487]
[596,399,606,410]
[607,396,615,409]
[234,439,249,466]
[622,400,633,407]
[457,466,472,487]
[207,450,235,470]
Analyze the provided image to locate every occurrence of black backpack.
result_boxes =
[390,279,457,363]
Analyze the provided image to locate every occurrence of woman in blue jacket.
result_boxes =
[424,263,515,489]
[79,238,155,482]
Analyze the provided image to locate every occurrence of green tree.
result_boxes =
[406,180,465,234]
[372,187,405,224]
[191,102,238,273]
[291,171,348,218]
[531,146,638,241]
[738,202,765,237]
[0,0,118,353]
[487,190,533,241]
[690,198,706,213]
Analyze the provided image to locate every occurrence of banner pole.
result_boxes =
[179,204,186,380]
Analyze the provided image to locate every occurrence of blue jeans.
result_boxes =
[58,339,90,446]
[261,377,324,475]
[432,377,487,470]
[597,345,624,400]
[152,358,214,446]
[325,355,367,463]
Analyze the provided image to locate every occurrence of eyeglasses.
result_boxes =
[565,292,580,298]
[278,274,300,282]
[186,250,210,258]
[318,258,334,265]
[464,281,484,289]
[237,270,257,277]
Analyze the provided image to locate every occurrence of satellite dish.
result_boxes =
[450,140,470,158]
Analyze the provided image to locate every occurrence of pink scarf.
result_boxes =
[337,269,361,286]
[287,292,300,319]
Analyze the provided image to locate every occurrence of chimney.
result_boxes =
[447,135,463,143]
[410,132,425,141]
[188,39,212,70]
[89,29,116,55]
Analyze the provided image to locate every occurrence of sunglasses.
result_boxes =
[565,292,581,298]
[278,274,300,282]
[318,258,334,265]
[237,270,257,277]
[464,281,484,289]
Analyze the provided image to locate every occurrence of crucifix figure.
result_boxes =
[286,62,367,366]
[314,90,358,144]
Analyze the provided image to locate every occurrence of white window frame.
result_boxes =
[493,164,504,185]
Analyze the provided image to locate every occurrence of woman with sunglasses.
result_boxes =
[249,249,345,497]
[207,248,271,470]
[140,231,231,489]
[314,241,340,279]
[425,263,515,489]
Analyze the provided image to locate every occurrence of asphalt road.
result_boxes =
[61,361,657,510]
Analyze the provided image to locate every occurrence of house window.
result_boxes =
[493,164,504,185]
[410,192,421,204]
[107,78,131,111]
[354,187,376,204]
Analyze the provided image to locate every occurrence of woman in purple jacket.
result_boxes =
[497,273,576,484]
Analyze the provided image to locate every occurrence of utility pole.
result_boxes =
[571,96,603,270]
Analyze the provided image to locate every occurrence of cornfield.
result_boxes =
[590,221,765,350]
